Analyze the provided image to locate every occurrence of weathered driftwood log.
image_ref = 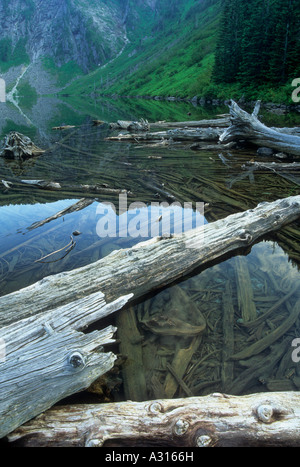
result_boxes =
[0,132,45,160]
[7,392,300,447]
[220,101,300,156]
[105,104,300,148]
[27,198,94,231]
[105,127,222,142]
[152,117,231,128]
[243,161,300,171]
[0,292,132,439]
[1,195,300,439]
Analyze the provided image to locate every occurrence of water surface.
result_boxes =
[0,96,300,402]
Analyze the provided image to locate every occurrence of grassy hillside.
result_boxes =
[63,0,299,105]
[64,0,222,99]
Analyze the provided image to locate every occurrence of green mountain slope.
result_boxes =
[1,0,298,105]
[64,0,222,99]
[64,0,300,104]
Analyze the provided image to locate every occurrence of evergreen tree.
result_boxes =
[213,0,300,88]
[268,0,300,83]
[238,0,273,86]
[213,0,246,84]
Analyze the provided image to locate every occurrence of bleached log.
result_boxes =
[1,195,300,439]
[105,127,222,142]
[220,101,300,156]
[7,392,300,447]
[0,293,132,439]
[152,117,231,128]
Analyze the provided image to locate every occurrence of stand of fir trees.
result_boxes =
[213,0,300,91]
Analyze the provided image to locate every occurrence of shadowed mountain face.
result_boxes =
[0,0,131,71]
[0,0,180,71]
[0,0,207,73]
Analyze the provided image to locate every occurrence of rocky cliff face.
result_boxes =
[0,0,188,73]
[0,0,198,94]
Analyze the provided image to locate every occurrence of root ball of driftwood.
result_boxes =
[220,100,300,156]
[0,132,45,160]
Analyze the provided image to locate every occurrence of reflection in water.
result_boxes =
[0,98,300,403]
[0,199,206,296]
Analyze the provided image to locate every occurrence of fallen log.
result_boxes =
[243,161,300,171]
[1,195,300,439]
[105,127,222,142]
[152,117,231,128]
[0,292,132,439]
[7,392,300,447]
[2,195,300,328]
[220,101,300,156]
[109,119,150,131]
[52,125,76,131]
[20,179,62,190]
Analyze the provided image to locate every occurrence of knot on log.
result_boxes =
[254,401,293,424]
[68,351,86,371]
[238,229,253,243]
[174,419,190,436]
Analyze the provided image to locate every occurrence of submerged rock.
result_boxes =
[257,147,274,156]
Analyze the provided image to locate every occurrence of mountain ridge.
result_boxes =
[0,0,221,96]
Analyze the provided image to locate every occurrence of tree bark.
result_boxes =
[105,127,223,142]
[7,392,300,447]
